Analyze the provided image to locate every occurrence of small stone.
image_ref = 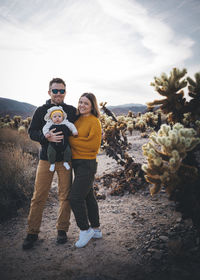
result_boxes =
[127,247,134,251]
[131,212,137,218]
[159,236,169,242]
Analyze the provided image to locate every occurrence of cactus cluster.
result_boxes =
[142,67,200,228]
[99,103,146,195]
[133,111,161,133]
[0,115,32,132]
[147,68,187,123]
[99,113,130,166]
[142,123,200,196]
[147,68,200,126]
[100,102,161,135]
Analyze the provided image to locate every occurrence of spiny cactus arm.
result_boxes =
[185,137,200,151]
[151,68,187,96]
[156,87,169,96]
[142,163,166,176]
[147,98,167,107]
[187,76,196,87]
[153,149,171,161]
[165,177,180,195]
[150,183,162,196]
[150,76,169,97]
[100,102,117,122]
[170,67,187,83]
[144,175,162,195]
[180,163,198,175]
[187,72,200,100]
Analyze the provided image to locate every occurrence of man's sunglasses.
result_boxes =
[51,89,65,94]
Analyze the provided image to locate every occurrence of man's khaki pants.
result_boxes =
[27,160,71,234]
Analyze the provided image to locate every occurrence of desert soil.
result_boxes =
[0,131,200,280]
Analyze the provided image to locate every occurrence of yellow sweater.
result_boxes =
[69,114,102,159]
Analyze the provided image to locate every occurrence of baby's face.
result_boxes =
[51,112,64,124]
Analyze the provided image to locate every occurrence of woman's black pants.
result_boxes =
[69,159,100,230]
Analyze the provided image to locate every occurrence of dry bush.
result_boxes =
[0,128,39,157]
[0,129,38,222]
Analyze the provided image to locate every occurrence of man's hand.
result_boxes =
[45,128,64,142]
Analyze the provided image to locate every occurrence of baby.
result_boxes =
[43,106,78,172]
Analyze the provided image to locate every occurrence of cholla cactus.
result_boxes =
[100,111,129,166]
[135,119,147,132]
[100,102,117,122]
[127,122,134,135]
[187,72,200,121]
[13,115,22,129]
[127,110,134,118]
[182,112,193,126]
[22,119,30,129]
[18,126,26,134]
[99,102,145,195]
[195,120,200,136]
[133,111,160,132]
[26,117,32,124]
[4,115,11,123]
[147,68,187,123]
[142,123,200,196]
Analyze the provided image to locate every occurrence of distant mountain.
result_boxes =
[0,97,147,119]
[107,103,147,116]
[0,97,36,118]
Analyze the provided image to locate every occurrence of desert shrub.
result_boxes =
[99,104,146,195]
[0,129,38,222]
[0,128,39,157]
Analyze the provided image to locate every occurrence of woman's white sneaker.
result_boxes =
[75,228,95,248]
[92,229,102,239]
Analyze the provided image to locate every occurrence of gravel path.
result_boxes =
[0,132,200,280]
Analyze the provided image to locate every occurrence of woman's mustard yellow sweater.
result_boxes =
[69,114,102,159]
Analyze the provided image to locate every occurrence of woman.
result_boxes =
[69,92,102,248]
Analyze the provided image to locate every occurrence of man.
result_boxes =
[22,78,77,250]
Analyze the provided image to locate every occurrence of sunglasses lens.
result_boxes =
[52,89,58,94]
[60,89,65,94]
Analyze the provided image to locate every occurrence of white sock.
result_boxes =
[49,164,55,172]
[63,162,70,170]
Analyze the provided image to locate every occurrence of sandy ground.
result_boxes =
[0,131,200,280]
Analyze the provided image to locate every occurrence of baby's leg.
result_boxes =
[63,145,71,170]
[47,144,56,172]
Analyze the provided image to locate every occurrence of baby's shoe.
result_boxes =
[63,162,70,170]
[49,164,55,172]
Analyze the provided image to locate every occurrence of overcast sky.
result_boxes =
[0,0,199,107]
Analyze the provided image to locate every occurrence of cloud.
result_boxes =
[0,0,198,107]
